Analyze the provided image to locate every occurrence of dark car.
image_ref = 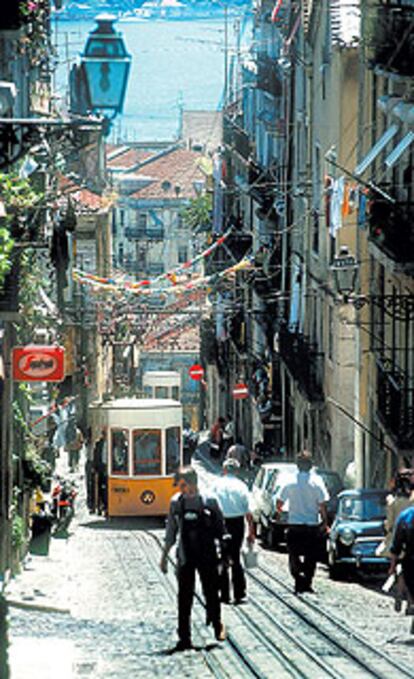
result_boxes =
[327,488,389,578]
[260,466,344,548]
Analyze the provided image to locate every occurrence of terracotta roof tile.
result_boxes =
[106,146,153,169]
[128,148,207,201]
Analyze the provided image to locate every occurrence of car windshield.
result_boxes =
[338,496,386,521]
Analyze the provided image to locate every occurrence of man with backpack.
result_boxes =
[160,466,226,650]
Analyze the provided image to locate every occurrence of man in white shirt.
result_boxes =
[214,458,255,604]
[275,451,329,594]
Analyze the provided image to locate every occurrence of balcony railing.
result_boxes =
[278,324,324,401]
[204,232,252,276]
[248,160,275,209]
[367,3,414,76]
[146,262,164,275]
[368,193,414,264]
[223,115,251,161]
[257,54,283,98]
[377,358,414,449]
[125,227,164,240]
[123,261,144,274]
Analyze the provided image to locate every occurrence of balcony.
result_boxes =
[146,262,164,275]
[123,261,143,274]
[124,227,164,240]
[368,193,414,265]
[367,3,414,77]
[278,324,324,401]
[223,115,251,161]
[204,232,252,276]
[253,245,282,299]
[248,160,275,209]
[377,358,414,449]
[257,54,283,98]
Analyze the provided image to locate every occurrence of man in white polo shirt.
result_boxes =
[214,458,255,604]
[275,451,329,594]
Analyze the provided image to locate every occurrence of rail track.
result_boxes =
[246,563,414,679]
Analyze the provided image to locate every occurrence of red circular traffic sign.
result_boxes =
[233,382,249,400]
[189,363,204,381]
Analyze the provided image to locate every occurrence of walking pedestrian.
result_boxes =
[214,458,255,604]
[67,426,84,473]
[275,451,329,594]
[210,417,225,459]
[92,429,108,514]
[225,439,250,469]
[222,414,234,457]
[389,471,414,621]
[377,468,414,611]
[160,466,226,651]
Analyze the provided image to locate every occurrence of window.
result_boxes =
[178,246,188,264]
[111,429,129,475]
[172,386,180,401]
[166,427,181,475]
[132,429,161,476]
[155,386,168,399]
[120,209,125,227]
[176,214,184,229]
[137,213,147,230]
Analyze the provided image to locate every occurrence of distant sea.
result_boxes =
[53,15,252,142]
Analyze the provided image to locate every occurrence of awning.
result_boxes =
[355,124,398,175]
[385,130,414,168]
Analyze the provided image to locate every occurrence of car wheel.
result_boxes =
[328,549,346,580]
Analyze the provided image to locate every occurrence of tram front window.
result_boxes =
[166,427,181,475]
[155,386,168,399]
[133,429,161,476]
[111,429,129,475]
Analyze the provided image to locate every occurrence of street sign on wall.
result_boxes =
[188,364,204,381]
[233,382,249,400]
[12,345,65,382]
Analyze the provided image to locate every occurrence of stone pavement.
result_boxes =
[4,449,222,678]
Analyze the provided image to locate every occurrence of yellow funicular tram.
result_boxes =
[90,397,183,517]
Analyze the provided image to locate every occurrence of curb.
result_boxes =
[6,598,71,615]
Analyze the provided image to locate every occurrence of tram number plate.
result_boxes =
[113,487,130,493]
[140,490,156,505]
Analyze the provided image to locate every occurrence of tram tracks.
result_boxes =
[145,530,309,678]
[108,526,414,678]
[247,564,414,679]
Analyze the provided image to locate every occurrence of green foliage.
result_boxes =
[22,443,51,491]
[0,172,44,288]
[0,172,43,218]
[181,193,212,233]
[0,225,14,287]
[11,514,25,549]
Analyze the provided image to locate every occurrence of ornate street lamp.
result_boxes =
[330,246,359,302]
[0,15,131,167]
[71,14,131,122]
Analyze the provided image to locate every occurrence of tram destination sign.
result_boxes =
[12,345,65,382]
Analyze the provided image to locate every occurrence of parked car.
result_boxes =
[327,488,389,579]
[260,466,344,549]
[250,461,296,528]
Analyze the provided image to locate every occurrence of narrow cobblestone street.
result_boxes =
[4,450,414,678]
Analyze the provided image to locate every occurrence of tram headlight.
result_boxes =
[339,527,356,546]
